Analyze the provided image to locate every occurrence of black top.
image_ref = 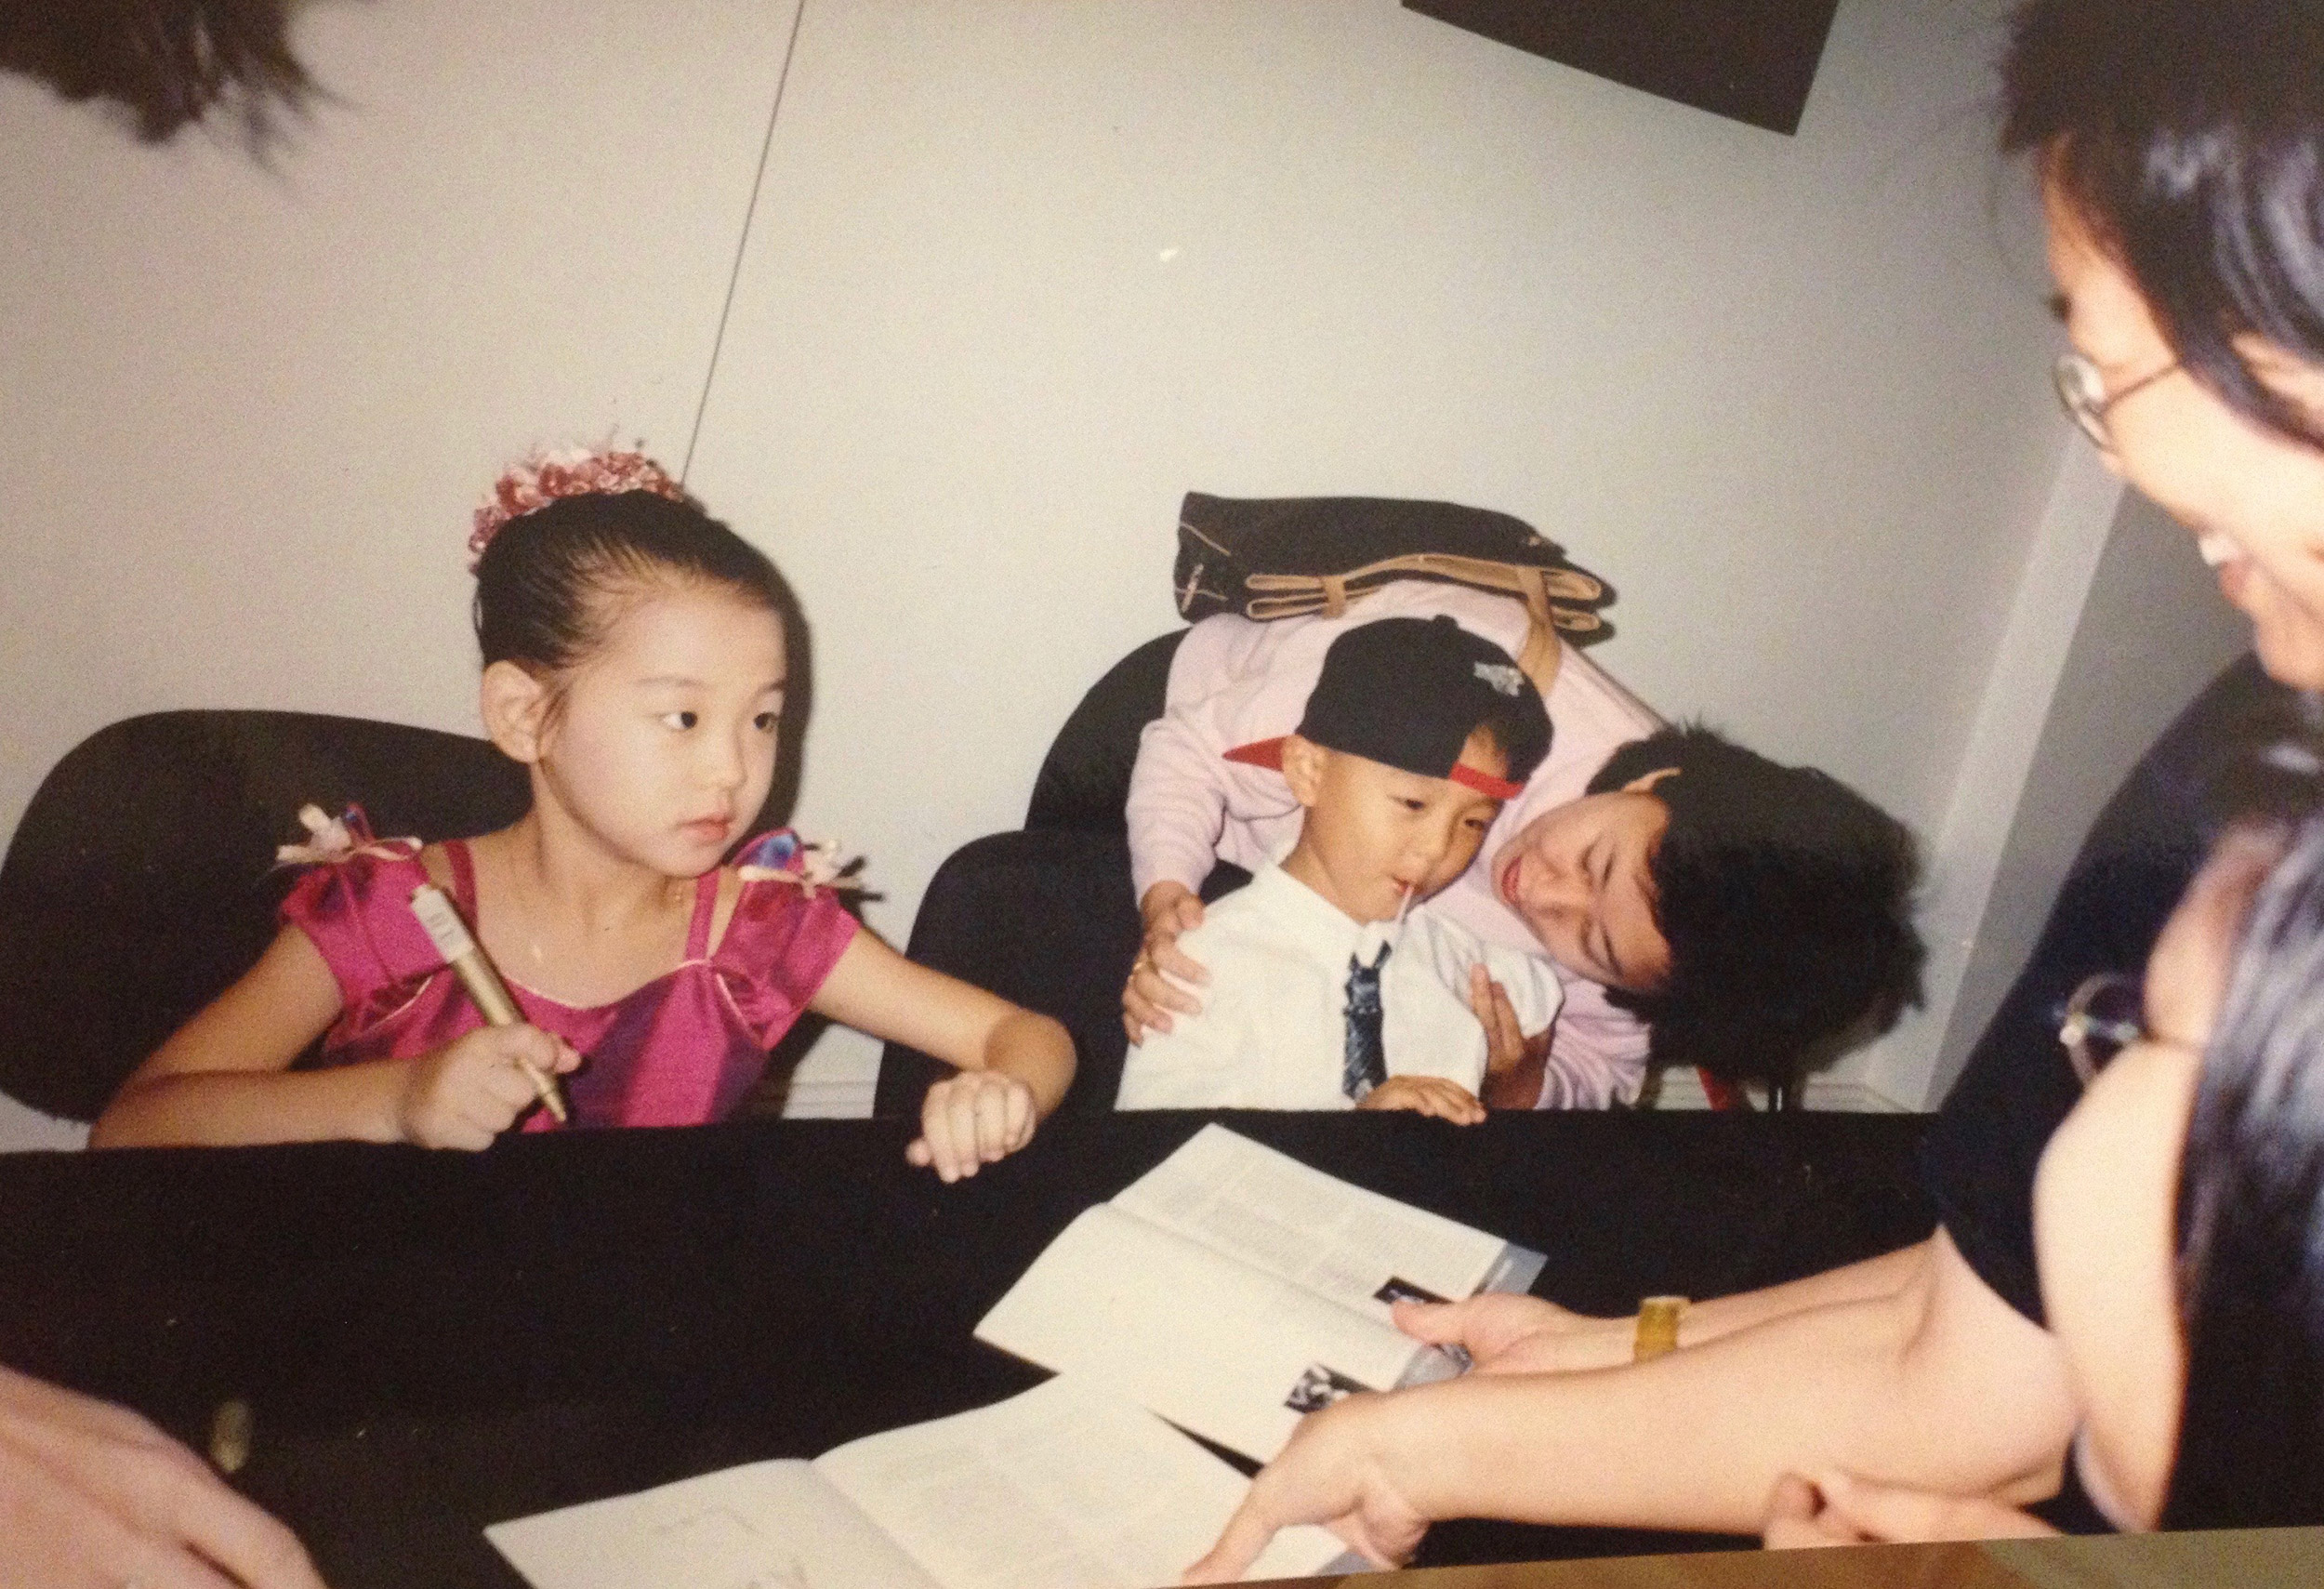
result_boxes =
[1923,653,2296,1324]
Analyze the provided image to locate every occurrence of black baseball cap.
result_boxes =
[1225,616,1551,799]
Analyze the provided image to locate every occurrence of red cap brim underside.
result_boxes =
[1223,738,1522,801]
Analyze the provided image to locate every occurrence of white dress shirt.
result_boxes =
[1117,858,1565,1111]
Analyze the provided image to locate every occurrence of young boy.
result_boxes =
[1116,617,1561,1117]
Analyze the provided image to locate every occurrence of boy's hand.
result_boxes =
[1356,1076,1486,1125]
[1124,881,1210,1042]
[908,1069,1037,1182]
[394,1026,578,1150]
[1468,965,1550,1108]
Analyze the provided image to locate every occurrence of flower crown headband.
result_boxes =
[467,445,690,570]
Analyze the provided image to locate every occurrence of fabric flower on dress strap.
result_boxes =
[467,445,689,569]
[733,829,863,900]
[274,804,417,867]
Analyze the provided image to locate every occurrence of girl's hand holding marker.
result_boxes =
[408,882,572,1132]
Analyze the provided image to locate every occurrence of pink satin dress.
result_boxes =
[280,823,857,1130]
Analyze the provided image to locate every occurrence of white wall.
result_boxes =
[0,0,796,835]
[3,0,2080,1138]
[0,0,798,1145]
[687,0,2073,1091]
[1925,490,2253,1104]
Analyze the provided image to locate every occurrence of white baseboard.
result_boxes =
[0,1093,90,1152]
[776,1027,881,1119]
[1643,1067,1909,1113]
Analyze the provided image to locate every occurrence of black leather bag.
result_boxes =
[1170,491,1613,642]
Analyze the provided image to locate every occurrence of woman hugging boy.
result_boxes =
[1124,581,1922,1107]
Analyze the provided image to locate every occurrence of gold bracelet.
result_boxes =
[1632,1295,1688,1362]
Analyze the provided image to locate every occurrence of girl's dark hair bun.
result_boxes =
[469,447,790,675]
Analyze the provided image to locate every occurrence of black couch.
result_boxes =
[0,711,534,1122]
[873,630,1189,1118]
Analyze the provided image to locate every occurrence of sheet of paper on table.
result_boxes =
[975,1123,1547,1462]
[485,1374,1351,1589]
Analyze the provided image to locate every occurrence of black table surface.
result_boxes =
[0,1108,1935,1588]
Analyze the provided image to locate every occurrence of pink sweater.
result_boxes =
[1125,584,1662,1107]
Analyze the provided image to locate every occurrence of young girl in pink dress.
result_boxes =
[93,452,1074,1180]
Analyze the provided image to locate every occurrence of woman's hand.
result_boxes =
[908,1069,1037,1182]
[393,1026,579,1150]
[1761,1470,2057,1548]
[1124,881,1210,1042]
[1392,1292,1620,1374]
[1356,1075,1487,1125]
[0,1363,328,1588]
[1183,1394,1431,1582]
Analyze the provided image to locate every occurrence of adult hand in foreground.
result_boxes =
[1392,1291,1614,1375]
[1761,1470,2057,1548]
[0,1361,327,1588]
[1123,881,1210,1042]
[1182,1393,1430,1582]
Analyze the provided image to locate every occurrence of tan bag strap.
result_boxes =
[1243,557,1606,637]
[1516,609,1563,696]
[1244,554,1601,602]
[1508,566,1563,692]
[1512,566,1553,630]
[1340,552,1604,604]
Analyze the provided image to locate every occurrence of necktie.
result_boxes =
[1342,943,1392,1102]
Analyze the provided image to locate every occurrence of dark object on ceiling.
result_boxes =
[0,0,314,145]
[1404,0,1842,136]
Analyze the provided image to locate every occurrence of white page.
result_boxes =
[1111,1125,1532,1321]
[975,1206,1420,1462]
[485,1458,943,1589]
[815,1375,1346,1589]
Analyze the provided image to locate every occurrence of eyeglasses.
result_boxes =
[2056,973,2147,1086]
[2056,972,2211,1086]
[2053,351,2183,450]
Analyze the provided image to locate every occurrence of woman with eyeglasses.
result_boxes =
[1186,2,2324,1576]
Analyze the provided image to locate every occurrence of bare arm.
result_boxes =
[810,932,1076,1178]
[93,925,382,1146]
[92,924,576,1151]
[1401,1239,1935,1374]
[1189,1229,2075,1576]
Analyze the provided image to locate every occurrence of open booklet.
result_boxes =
[485,1375,1352,1589]
[974,1124,1547,1463]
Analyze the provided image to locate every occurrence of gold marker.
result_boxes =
[209,1397,253,1474]
[408,883,568,1123]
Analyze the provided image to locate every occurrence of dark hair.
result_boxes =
[0,0,313,146]
[471,490,791,677]
[2000,0,2324,446]
[1586,725,1924,1086]
[1472,688,1552,788]
[2164,812,2324,1528]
